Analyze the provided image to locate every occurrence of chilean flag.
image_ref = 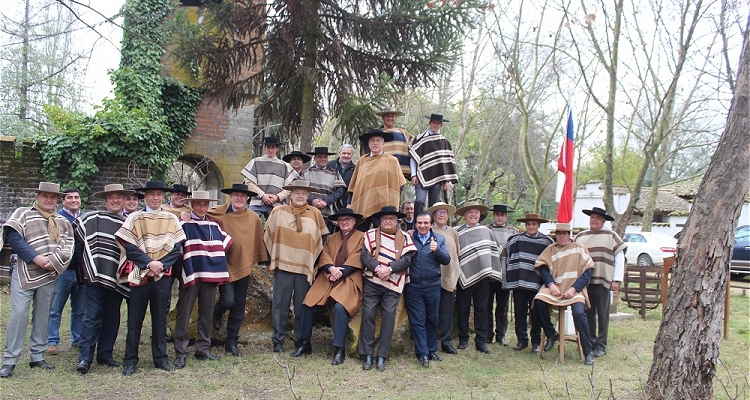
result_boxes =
[556,103,574,223]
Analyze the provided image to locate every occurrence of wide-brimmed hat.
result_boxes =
[184,191,219,203]
[93,184,135,199]
[371,206,406,219]
[282,180,313,192]
[220,183,256,197]
[491,204,515,213]
[282,151,312,163]
[133,181,173,193]
[517,213,549,223]
[32,182,63,195]
[582,206,615,221]
[327,208,363,222]
[261,136,281,146]
[554,223,572,233]
[125,189,144,200]
[456,201,489,217]
[424,113,450,123]
[427,201,456,215]
[359,128,394,143]
[171,184,192,195]
[376,107,404,117]
[306,147,336,156]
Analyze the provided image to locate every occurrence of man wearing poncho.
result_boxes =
[116,181,186,375]
[534,223,595,365]
[0,182,74,378]
[486,204,519,346]
[298,146,347,232]
[409,113,458,214]
[264,180,328,354]
[241,136,298,218]
[208,183,267,357]
[358,206,417,372]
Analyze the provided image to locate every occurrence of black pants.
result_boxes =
[78,283,123,363]
[585,283,611,353]
[534,301,593,356]
[513,288,542,346]
[438,288,455,346]
[271,270,309,346]
[124,277,171,368]
[358,280,401,358]
[213,275,250,346]
[455,277,490,345]
[298,302,350,348]
[487,281,510,341]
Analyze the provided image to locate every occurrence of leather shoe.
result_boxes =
[428,352,442,361]
[96,358,121,367]
[584,353,595,365]
[291,339,312,357]
[499,337,508,346]
[418,356,429,367]
[195,352,221,361]
[156,363,174,372]
[122,365,135,376]
[544,332,559,352]
[376,356,386,371]
[531,344,541,354]
[362,354,373,370]
[476,343,491,354]
[593,349,606,358]
[441,343,457,355]
[76,360,91,374]
[457,340,468,350]
[0,365,14,378]
[29,360,54,370]
[272,343,284,353]
[226,344,243,357]
[331,347,345,366]
[513,342,528,351]
[174,357,186,369]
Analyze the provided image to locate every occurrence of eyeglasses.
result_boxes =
[434,210,448,215]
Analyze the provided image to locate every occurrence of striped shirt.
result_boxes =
[298,165,346,216]
[505,232,553,291]
[181,215,232,287]
[241,155,298,208]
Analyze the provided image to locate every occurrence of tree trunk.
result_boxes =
[19,0,31,122]
[646,16,750,399]
[299,0,319,153]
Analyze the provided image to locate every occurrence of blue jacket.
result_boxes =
[408,230,450,288]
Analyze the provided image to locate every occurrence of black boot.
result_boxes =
[331,347,345,366]
[291,339,312,357]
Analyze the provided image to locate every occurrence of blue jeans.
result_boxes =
[47,268,84,346]
[414,182,442,214]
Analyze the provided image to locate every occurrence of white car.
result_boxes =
[623,232,677,267]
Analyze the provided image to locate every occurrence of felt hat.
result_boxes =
[261,136,281,146]
[125,189,145,200]
[220,183,256,197]
[376,107,404,117]
[282,151,311,163]
[359,128,394,143]
[327,208,363,222]
[92,184,135,199]
[424,113,450,123]
[306,147,336,156]
[455,201,489,217]
[427,201,456,216]
[282,180,313,192]
[32,182,63,195]
[184,191,219,203]
[133,181,173,193]
[171,184,192,195]
[516,213,549,223]
[554,223,572,233]
[491,204,514,213]
[371,205,406,219]
[582,206,615,221]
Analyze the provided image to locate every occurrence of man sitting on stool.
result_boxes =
[533,223,595,365]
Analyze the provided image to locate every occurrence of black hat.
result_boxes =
[424,113,449,123]
[582,207,615,221]
[491,204,514,213]
[371,205,406,219]
[282,151,312,163]
[133,181,173,192]
[126,189,145,199]
[306,147,336,156]
[261,136,281,146]
[359,128,394,143]
[327,208,363,222]
[220,183,257,197]
[171,184,192,195]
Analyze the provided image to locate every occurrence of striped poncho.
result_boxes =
[505,232,554,291]
[435,225,461,292]
[456,224,501,289]
[75,211,129,297]
[487,224,519,283]
[574,228,627,288]
[264,205,328,284]
[1,207,74,289]
[181,215,232,288]
[298,165,347,217]
[241,155,298,207]
[533,242,594,307]
[363,228,417,294]
[409,131,458,187]
[348,153,406,219]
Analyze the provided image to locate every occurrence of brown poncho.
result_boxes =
[348,153,406,219]
[264,204,328,284]
[303,230,365,316]
[207,204,268,282]
[533,242,595,307]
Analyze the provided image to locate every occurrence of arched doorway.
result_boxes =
[169,154,224,203]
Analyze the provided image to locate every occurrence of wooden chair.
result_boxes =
[542,306,584,363]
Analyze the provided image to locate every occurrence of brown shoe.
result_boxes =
[45,345,59,356]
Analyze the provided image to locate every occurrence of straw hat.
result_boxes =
[427,201,456,215]
[184,191,219,203]
[92,184,135,199]
[455,201,489,217]
[32,182,63,195]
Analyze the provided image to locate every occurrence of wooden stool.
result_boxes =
[543,306,584,363]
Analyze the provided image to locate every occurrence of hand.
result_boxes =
[146,270,156,277]
[262,193,275,205]
[563,287,577,299]
[429,237,437,252]
[148,261,164,274]
[411,177,418,186]
[441,181,450,191]
[346,204,352,209]
[610,281,621,292]
[406,229,414,236]
[180,211,191,221]
[548,283,561,297]
[33,255,53,271]
[375,266,391,280]
[329,266,343,281]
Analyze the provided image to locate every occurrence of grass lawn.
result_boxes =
[0,283,747,399]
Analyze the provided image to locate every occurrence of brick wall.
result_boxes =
[192,101,230,142]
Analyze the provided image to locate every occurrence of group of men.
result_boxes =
[0,107,627,377]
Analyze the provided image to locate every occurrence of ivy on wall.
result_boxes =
[34,0,202,196]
